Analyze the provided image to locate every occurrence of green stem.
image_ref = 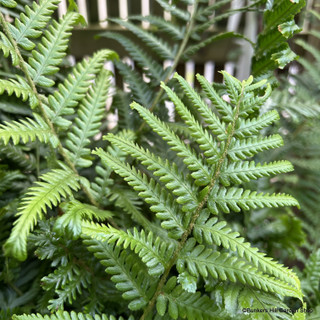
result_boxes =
[0,11,99,208]
[137,0,200,133]
[140,81,245,320]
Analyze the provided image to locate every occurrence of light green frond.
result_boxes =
[130,102,211,186]
[219,160,294,185]
[0,0,17,8]
[83,238,156,311]
[156,276,220,319]
[194,211,300,290]
[220,71,243,106]
[4,166,81,261]
[234,110,280,138]
[54,200,113,239]
[48,49,117,128]
[105,133,199,212]
[228,134,283,161]
[82,222,175,277]
[161,82,221,164]
[93,148,185,239]
[109,18,176,60]
[0,76,38,108]
[0,113,58,146]
[303,249,320,293]
[0,31,19,65]
[131,15,185,41]
[28,12,80,87]
[65,69,111,168]
[9,0,60,50]
[156,0,190,21]
[173,73,227,140]
[100,32,167,80]
[208,186,299,214]
[177,239,301,299]
[196,74,234,122]
[13,311,133,320]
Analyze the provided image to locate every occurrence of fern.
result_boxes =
[4,164,81,261]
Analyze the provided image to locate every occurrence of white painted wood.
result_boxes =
[185,60,195,87]
[141,0,150,28]
[204,61,215,83]
[77,0,88,23]
[98,0,108,27]
[57,0,67,18]
[119,0,128,20]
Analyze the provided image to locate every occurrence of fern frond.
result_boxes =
[115,60,153,108]
[0,113,58,146]
[0,76,38,108]
[83,238,156,311]
[93,149,185,239]
[48,49,117,128]
[228,134,283,161]
[177,239,301,299]
[196,74,234,122]
[82,221,175,277]
[219,160,294,186]
[100,32,167,81]
[54,200,113,239]
[208,186,299,214]
[194,211,301,290]
[156,0,190,21]
[28,12,80,87]
[0,31,19,65]
[156,276,220,319]
[130,102,211,186]
[105,133,199,212]
[13,311,133,320]
[4,165,81,261]
[108,18,176,60]
[234,110,280,138]
[0,0,17,8]
[9,0,60,50]
[303,249,320,293]
[131,15,185,41]
[172,74,227,140]
[65,69,111,168]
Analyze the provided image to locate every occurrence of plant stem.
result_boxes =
[0,11,99,208]
[137,0,200,133]
[140,82,245,320]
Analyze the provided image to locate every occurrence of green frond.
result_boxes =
[303,249,320,293]
[156,276,220,319]
[235,110,280,138]
[41,263,91,310]
[13,311,133,320]
[161,83,221,164]
[28,12,80,87]
[0,76,38,108]
[196,74,234,122]
[104,133,199,212]
[9,0,60,50]
[54,200,113,239]
[228,134,283,161]
[219,160,294,186]
[65,69,111,168]
[130,102,211,186]
[194,211,300,290]
[177,239,301,299]
[82,221,175,277]
[48,49,117,128]
[131,15,185,41]
[220,71,243,106]
[108,18,176,60]
[156,0,190,21]
[93,148,185,239]
[4,165,81,261]
[172,73,227,140]
[99,32,167,81]
[0,0,17,8]
[0,113,58,146]
[208,186,299,214]
[195,0,232,22]
[115,60,153,108]
[83,238,156,311]
[0,31,19,65]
